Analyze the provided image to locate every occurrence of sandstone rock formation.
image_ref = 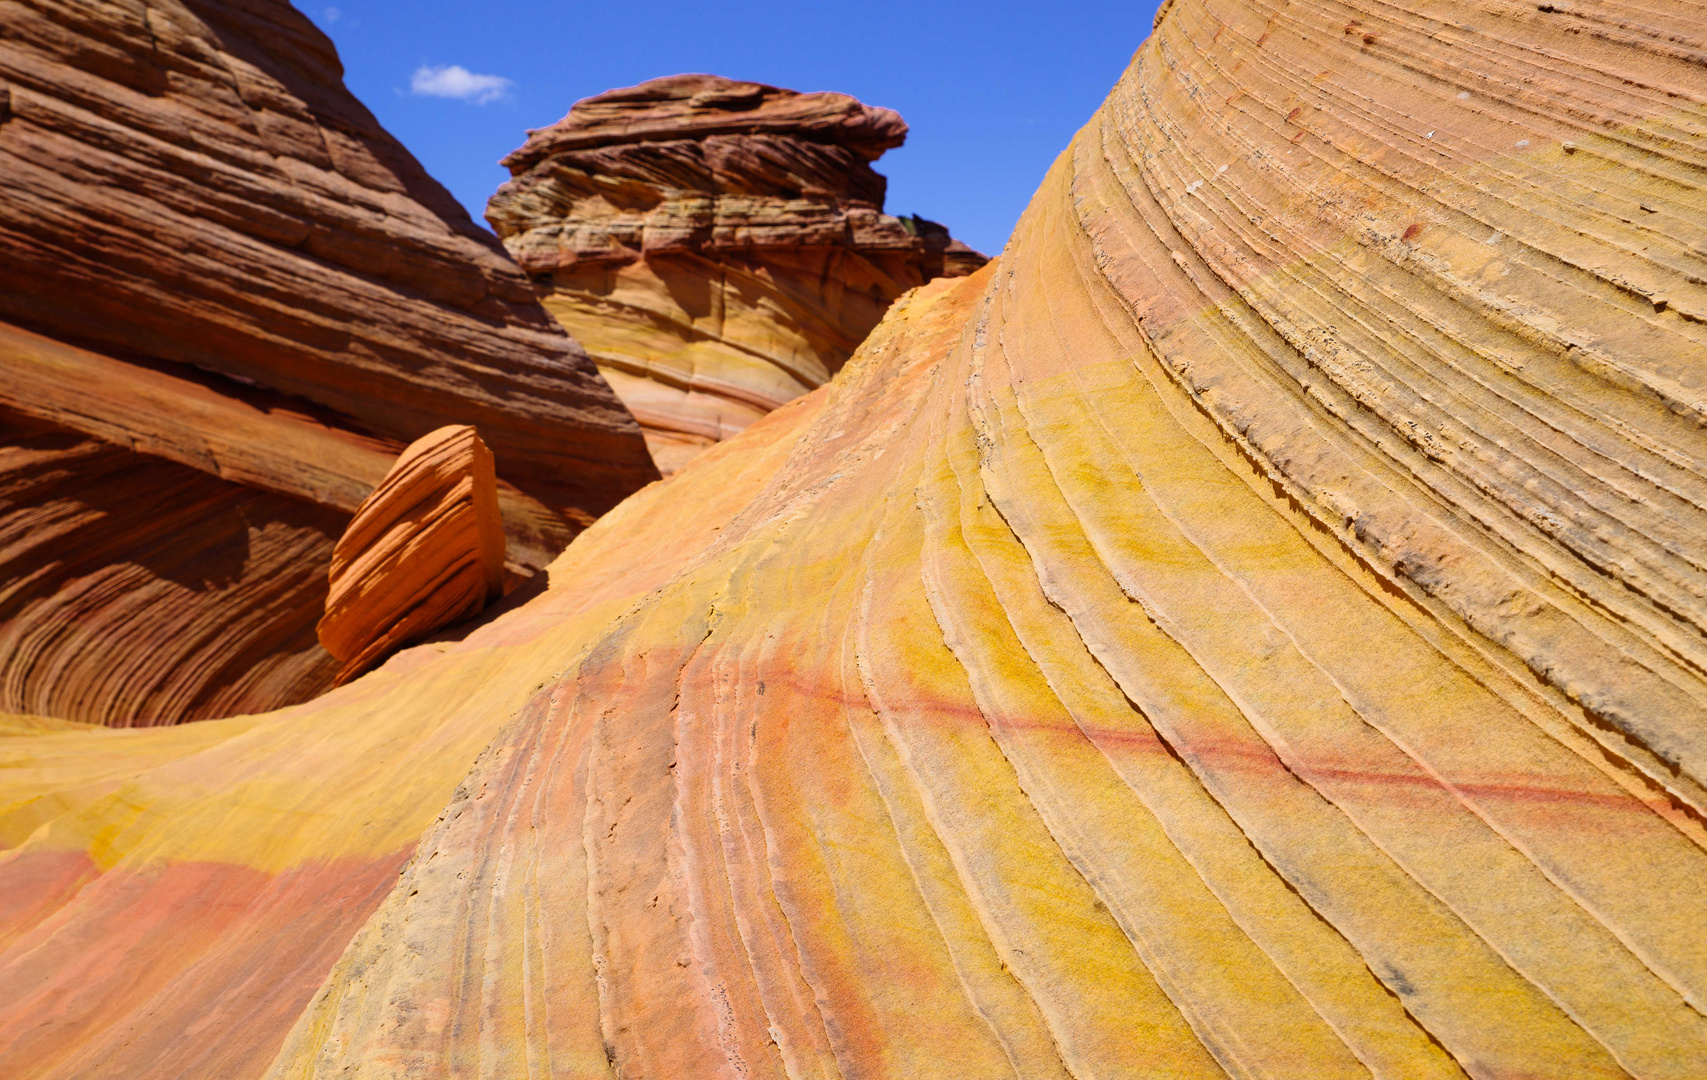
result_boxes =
[0,397,350,725]
[5,0,1707,1077]
[317,426,506,685]
[0,0,656,725]
[488,74,987,472]
[0,0,654,513]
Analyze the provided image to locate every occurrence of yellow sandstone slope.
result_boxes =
[8,0,1707,1076]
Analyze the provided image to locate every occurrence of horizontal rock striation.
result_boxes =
[0,0,656,725]
[0,321,584,571]
[488,74,986,472]
[318,426,506,685]
[5,0,1707,1076]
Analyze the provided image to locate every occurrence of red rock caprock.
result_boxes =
[317,426,506,684]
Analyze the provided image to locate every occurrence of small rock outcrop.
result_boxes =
[0,0,656,725]
[487,74,987,472]
[317,427,505,685]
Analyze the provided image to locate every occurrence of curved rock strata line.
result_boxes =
[6,0,1707,1076]
[489,74,987,473]
[0,406,346,725]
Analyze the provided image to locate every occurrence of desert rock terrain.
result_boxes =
[4,0,1707,1077]
[0,0,655,724]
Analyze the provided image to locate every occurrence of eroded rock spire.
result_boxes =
[488,74,987,472]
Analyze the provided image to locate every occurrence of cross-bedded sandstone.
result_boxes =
[0,0,656,724]
[317,426,507,686]
[488,74,986,472]
[6,1,1707,1076]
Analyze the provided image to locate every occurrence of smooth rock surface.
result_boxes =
[489,74,986,472]
[318,426,506,685]
[0,0,655,725]
[4,1,1707,1077]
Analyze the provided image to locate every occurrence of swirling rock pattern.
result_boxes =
[488,74,986,473]
[0,0,655,725]
[0,403,347,725]
[0,385,814,1080]
[318,426,507,685]
[6,0,1707,1077]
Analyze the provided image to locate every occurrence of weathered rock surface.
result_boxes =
[488,74,986,472]
[318,426,506,685]
[0,0,656,725]
[5,1,1707,1077]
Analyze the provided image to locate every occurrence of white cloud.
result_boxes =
[321,6,340,22]
[410,64,513,105]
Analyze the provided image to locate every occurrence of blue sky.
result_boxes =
[306,1,1161,257]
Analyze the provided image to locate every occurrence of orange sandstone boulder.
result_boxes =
[317,427,506,685]
[488,74,987,473]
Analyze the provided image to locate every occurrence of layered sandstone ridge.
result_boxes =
[0,2,652,723]
[0,0,655,513]
[3,1,1707,1077]
[317,426,506,685]
[488,74,986,472]
[0,0,655,725]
